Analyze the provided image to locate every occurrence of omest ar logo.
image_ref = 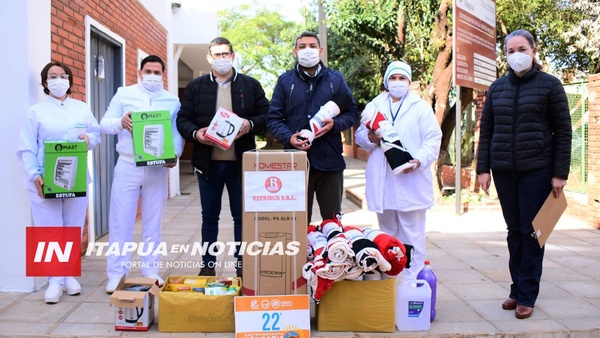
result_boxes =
[253,162,298,170]
[26,227,81,276]
[54,144,78,151]
[265,176,282,193]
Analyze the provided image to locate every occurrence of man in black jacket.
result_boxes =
[176,37,269,277]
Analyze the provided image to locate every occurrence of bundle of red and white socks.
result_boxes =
[303,216,413,302]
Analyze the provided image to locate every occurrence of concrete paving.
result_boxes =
[0,156,599,337]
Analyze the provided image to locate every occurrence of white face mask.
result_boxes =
[142,74,163,92]
[212,58,233,75]
[297,48,320,68]
[507,51,533,73]
[47,78,70,98]
[387,80,409,98]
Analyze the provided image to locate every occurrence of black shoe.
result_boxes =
[198,267,215,276]
[236,267,243,279]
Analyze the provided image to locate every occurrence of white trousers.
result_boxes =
[106,160,168,279]
[29,190,87,284]
[377,209,427,280]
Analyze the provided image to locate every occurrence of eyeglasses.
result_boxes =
[48,73,69,80]
[210,52,232,59]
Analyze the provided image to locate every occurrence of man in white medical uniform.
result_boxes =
[100,55,183,293]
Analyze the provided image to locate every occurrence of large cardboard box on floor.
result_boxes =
[316,279,396,332]
[43,140,88,198]
[242,150,308,296]
[158,275,241,332]
[109,276,159,331]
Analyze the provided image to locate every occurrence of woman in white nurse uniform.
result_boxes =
[16,61,101,304]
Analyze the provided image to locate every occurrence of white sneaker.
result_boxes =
[64,277,81,295]
[105,277,121,294]
[144,274,164,287]
[45,283,63,304]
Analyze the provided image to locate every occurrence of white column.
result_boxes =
[0,0,51,291]
[167,2,181,198]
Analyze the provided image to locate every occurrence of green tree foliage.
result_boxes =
[560,1,600,74]
[323,0,440,108]
[325,0,597,103]
[218,3,302,97]
[495,0,599,77]
[322,0,596,190]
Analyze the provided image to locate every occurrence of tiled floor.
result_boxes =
[1,157,599,337]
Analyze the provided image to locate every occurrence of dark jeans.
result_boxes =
[492,166,552,307]
[307,167,344,223]
[197,161,242,266]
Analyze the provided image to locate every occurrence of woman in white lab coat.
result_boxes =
[16,61,101,304]
[355,60,442,280]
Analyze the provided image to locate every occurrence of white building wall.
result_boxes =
[0,0,51,292]
[139,0,171,30]
[171,2,219,44]
[138,0,183,197]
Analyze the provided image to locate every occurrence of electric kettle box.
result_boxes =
[158,275,241,332]
[109,276,160,331]
[131,110,176,166]
[241,150,309,296]
[204,107,244,151]
[42,140,88,199]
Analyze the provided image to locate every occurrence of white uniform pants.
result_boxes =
[106,160,167,279]
[377,209,426,280]
[29,191,87,284]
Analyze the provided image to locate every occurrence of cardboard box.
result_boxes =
[316,279,396,332]
[204,107,244,151]
[109,276,160,331]
[131,110,176,166]
[158,275,241,332]
[242,150,308,296]
[43,140,87,199]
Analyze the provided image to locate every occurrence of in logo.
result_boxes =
[54,144,63,151]
[265,176,282,193]
[141,113,148,120]
[26,227,81,276]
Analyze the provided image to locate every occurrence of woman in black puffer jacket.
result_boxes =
[476,29,572,320]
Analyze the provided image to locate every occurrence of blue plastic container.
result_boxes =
[417,259,437,321]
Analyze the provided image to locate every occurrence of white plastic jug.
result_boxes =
[396,279,431,331]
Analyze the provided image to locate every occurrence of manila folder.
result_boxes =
[532,191,567,248]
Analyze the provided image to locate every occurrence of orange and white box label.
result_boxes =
[234,295,310,338]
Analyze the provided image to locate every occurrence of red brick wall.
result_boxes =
[577,74,600,228]
[49,0,169,250]
[441,165,476,190]
[51,0,168,101]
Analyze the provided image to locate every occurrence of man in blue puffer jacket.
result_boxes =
[268,31,359,224]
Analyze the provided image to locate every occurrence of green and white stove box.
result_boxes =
[131,110,176,166]
[43,140,87,199]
